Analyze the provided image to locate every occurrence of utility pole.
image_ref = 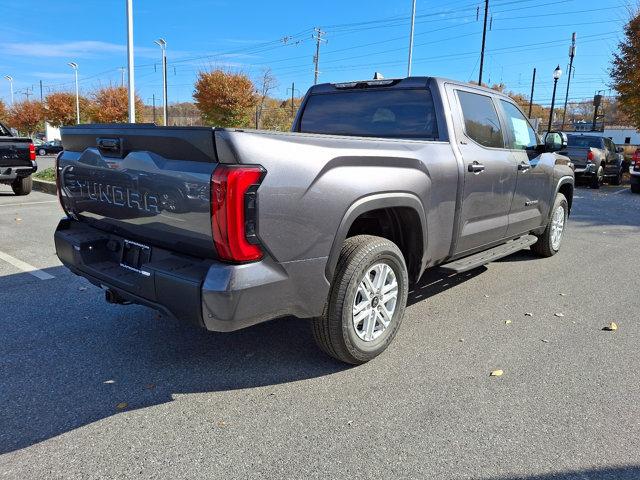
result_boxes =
[407,0,417,77]
[22,88,33,100]
[126,0,135,123]
[39,80,43,102]
[290,82,295,117]
[313,28,326,85]
[478,0,489,85]
[528,67,536,118]
[152,94,156,124]
[155,38,168,125]
[4,76,13,106]
[560,32,576,130]
[119,67,126,87]
[592,92,603,131]
[68,62,80,124]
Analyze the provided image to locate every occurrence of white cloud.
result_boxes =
[0,41,162,59]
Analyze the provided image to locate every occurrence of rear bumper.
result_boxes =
[0,162,37,182]
[54,219,329,332]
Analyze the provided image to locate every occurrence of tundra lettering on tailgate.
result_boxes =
[72,179,160,213]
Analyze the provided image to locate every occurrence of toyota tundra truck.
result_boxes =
[54,77,574,364]
[0,121,37,195]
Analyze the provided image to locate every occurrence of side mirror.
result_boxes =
[544,131,568,152]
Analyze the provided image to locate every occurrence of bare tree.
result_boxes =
[256,68,277,129]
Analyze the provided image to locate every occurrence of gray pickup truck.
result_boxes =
[54,77,574,364]
[561,134,624,188]
[0,121,37,195]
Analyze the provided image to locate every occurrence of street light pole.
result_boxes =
[67,63,80,124]
[126,0,136,123]
[4,75,14,106]
[407,0,417,77]
[155,38,168,125]
[547,65,562,133]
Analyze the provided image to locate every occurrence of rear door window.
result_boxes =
[456,90,504,148]
[299,88,438,139]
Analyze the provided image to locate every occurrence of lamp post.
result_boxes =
[547,65,562,133]
[4,75,13,106]
[154,38,168,126]
[67,62,80,124]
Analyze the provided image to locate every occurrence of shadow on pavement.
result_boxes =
[408,266,486,307]
[481,466,640,480]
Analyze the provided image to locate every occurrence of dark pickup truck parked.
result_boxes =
[0,121,37,195]
[54,77,574,364]
[561,134,624,188]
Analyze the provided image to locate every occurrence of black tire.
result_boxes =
[610,170,622,186]
[312,235,409,365]
[590,165,603,189]
[11,175,32,196]
[531,193,568,258]
[631,183,640,194]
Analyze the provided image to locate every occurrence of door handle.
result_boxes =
[518,162,531,172]
[468,161,485,173]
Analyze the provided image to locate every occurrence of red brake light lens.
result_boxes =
[29,143,36,161]
[633,150,640,166]
[211,165,264,262]
[587,150,594,161]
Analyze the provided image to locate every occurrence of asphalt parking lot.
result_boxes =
[0,184,639,480]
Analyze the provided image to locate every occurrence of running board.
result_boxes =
[440,235,538,274]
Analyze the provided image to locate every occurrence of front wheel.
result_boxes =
[313,235,409,364]
[531,193,568,257]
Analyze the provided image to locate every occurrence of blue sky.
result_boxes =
[0,0,631,108]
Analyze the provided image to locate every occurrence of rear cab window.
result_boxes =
[567,135,602,149]
[298,88,438,139]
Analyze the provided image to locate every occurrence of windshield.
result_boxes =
[299,88,438,139]
[567,135,602,148]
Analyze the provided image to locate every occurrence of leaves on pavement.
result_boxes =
[490,369,504,377]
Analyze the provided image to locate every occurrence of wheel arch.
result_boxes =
[325,193,427,283]
[555,176,574,215]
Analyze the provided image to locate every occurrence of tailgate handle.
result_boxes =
[97,137,122,155]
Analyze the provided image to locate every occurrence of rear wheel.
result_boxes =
[313,235,409,364]
[38,148,46,156]
[531,193,568,257]
[11,175,32,196]
[590,165,604,189]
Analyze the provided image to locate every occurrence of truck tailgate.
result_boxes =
[0,137,32,168]
[59,124,219,258]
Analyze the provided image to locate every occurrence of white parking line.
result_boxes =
[0,251,54,280]
[0,200,57,208]
[612,188,628,195]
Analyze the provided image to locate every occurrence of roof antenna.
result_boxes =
[373,72,384,80]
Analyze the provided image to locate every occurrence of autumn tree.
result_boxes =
[0,99,8,123]
[193,69,257,127]
[610,8,640,129]
[45,91,90,126]
[9,100,44,136]
[87,86,143,123]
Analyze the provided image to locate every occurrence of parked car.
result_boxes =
[36,140,63,156]
[561,134,624,188]
[54,77,574,364]
[631,148,640,194]
[0,121,37,195]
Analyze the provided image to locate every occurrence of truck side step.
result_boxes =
[439,235,538,274]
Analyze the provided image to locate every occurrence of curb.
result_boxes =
[33,178,57,195]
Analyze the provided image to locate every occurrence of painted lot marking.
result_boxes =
[0,200,57,208]
[0,251,54,280]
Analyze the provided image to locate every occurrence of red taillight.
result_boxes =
[587,150,594,162]
[29,143,36,161]
[211,165,265,262]
[633,150,640,167]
